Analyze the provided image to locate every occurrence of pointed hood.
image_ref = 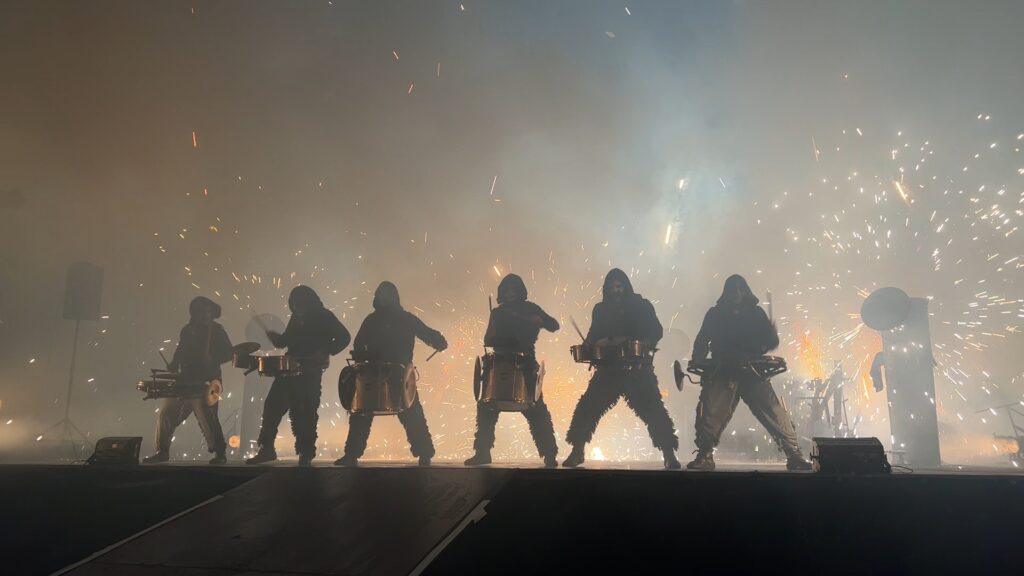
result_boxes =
[373,281,402,310]
[189,296,221,320]
[496,273,528,304]
[288,285,323,313]
[717,274,759,307]
[601,268,635,301]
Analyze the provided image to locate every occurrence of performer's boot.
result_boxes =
[208,451,227,465]
[562,444,585,468]
[786,450,813,471]
[334,454,359,467]
[686,449,715,471]
[464,451,492,466]
[419,456,432,467]
[143,450,169,464]
[663,448,681,470]
[298,454,313,467]
[543,454,558,468]
[245,447,277,465]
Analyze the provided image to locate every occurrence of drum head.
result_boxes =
[473,356,483,401]
[206,380,223,406]
[536,361,545,402]
[232,342,261,355]
[338,365,356,411]
[861,287,911,331]
[403,365,418,409]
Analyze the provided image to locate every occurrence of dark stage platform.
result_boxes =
[5,463,1022,575]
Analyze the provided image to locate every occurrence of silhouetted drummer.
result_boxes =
[564,269,680,469]
[335,281,447,467]
[143,296,232,464]
[246,286,350,467]
[465,274,560,467]
[686,274,811,471]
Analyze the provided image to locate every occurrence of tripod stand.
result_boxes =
[40,318,91,457]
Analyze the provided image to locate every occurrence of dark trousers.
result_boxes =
[155,394,226,454]
[694,378,801,455]
[343,396,435,459]
[473,398,558,458]
[565,367,678,451]
[255,371,323,458]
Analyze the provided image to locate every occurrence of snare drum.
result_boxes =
[339,361,417,415]
[621,339,655,362]
[254,354,301,377]
[136,371,218,404]
[233,352,258,372]
[571,344,598,363]
[749,356,788,378]
[686,355,788,382]
[570,343,623,363]
[475,352,539,412]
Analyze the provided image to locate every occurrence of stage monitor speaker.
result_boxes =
[85,436,142,466]
[63,262,104,321]
[811,437,891,474]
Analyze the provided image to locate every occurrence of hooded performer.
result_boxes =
[465,274,560,467]
[246,285,351,466]
[335,281,448,466]
[143,296,233,464]
[563,269,680,469]
[686,274,811,471]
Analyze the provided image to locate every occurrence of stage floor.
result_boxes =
[4,462,1021,575]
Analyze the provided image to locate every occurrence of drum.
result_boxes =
[686,356,788,382]
[339,361,417,415]
[570,343,622,363]
[571,344,598,363]
[621,339,656,362]
[749,356,788,378]
[254,354,300,377]
[475,353,539,412]
[571,341,649,366]
[136,370,219,404]
[686,358,717,378]
[233,352,258,372]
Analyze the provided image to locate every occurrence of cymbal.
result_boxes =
[232,341,261,355]
[206,380,223,406]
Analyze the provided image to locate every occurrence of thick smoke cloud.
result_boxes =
[1,1,1021,462]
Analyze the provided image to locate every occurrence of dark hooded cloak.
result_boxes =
[585,268,663,344]
[353,282,447,363]
[484,274,559,354]
[276,285,351,358]
[692,274,779,360]
[189,296,222,320]
[171,296,232,381]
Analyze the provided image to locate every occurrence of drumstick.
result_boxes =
[158,350,171,370]
[425,349,440,362]
[569,316,585,342]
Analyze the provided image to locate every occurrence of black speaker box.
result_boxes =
[86,436,142,466]
[811,437,891,474]
[63,262,104,321]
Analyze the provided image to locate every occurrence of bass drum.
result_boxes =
[340,361,417,416]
